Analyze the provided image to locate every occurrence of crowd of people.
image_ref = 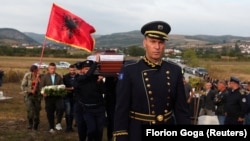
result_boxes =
[18,20,250,141]
[21,54,117,141]
[184,75,250,125]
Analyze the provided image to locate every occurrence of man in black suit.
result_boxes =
[199,82,216,116]
[113,21,191,141]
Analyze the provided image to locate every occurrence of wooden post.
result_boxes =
[193,93,201,125]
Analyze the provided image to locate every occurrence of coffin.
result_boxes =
[87,54,125,76]
[98,61,124,76]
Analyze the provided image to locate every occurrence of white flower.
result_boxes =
[52,86,58,90]
[57,85,66,90]
[41,88,45,94]
[47,85,54,90]
[41,84,66,95]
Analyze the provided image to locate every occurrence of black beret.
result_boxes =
[74,61,84,70]
[141,21,171,40]
[230,76,240,84]
[82,60,94,68]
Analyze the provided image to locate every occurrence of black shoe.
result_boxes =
[65,128,74,132]
[33,127,38,131]
[28,119,33,129]
[33,124,38,131]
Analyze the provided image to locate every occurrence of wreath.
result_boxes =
[41,84,67,97]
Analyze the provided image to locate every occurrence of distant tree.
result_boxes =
[203,48,220,58]
[127,46,145,56]
[221,47,228,56]
[182,48,199,67]
[121,48,128,55]
[234,43,241,56]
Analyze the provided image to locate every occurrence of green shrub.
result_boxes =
[189,77,205,91]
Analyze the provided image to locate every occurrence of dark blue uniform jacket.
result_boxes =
[113,58,190,141]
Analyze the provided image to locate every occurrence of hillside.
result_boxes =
[94,30,143,47]
[24,32,45,43]
[26,31,250,48]
[1,27,250,48]
[185,35,250,43]
[0,28,39,45]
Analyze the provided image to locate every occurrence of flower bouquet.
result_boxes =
[41,84,67,97]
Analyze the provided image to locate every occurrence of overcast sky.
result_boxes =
[1,0,250,36]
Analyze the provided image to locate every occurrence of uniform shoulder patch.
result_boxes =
[242,97,246,103]
[239,89,246,95]
[118,73,124,80]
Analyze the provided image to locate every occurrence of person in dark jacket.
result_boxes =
[224,77,248,125]
[244,82,250,125]
[39,62,64,133]
[75,54,106,141]
[63,64,77,132]
[104,76,118,141]
[199,82,216,116]
[113,21,190,141]
[0,68,4,87]
[214,80,229,125]
[73,61,87,141]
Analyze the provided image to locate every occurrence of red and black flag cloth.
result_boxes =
[45,3,96,52]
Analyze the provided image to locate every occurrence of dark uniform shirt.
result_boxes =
[113,57,190,141]
[184,82,192,100]
[225,88,247,118]
[75,62,105,105]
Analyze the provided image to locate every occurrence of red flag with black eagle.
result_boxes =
[45,3,96,52]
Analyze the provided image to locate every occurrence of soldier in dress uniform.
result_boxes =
[224,76,248,125]
[113,21,191,141]
[244,82,250,125]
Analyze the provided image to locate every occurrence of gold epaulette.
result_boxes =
[240,89,246,95]
[142,56,162,68]
[113,130,128,141]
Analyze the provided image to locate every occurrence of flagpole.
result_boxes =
[38,37,47,69]
[33,38,47,94]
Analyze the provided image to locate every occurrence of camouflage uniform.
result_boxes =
[21,72,42,130]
